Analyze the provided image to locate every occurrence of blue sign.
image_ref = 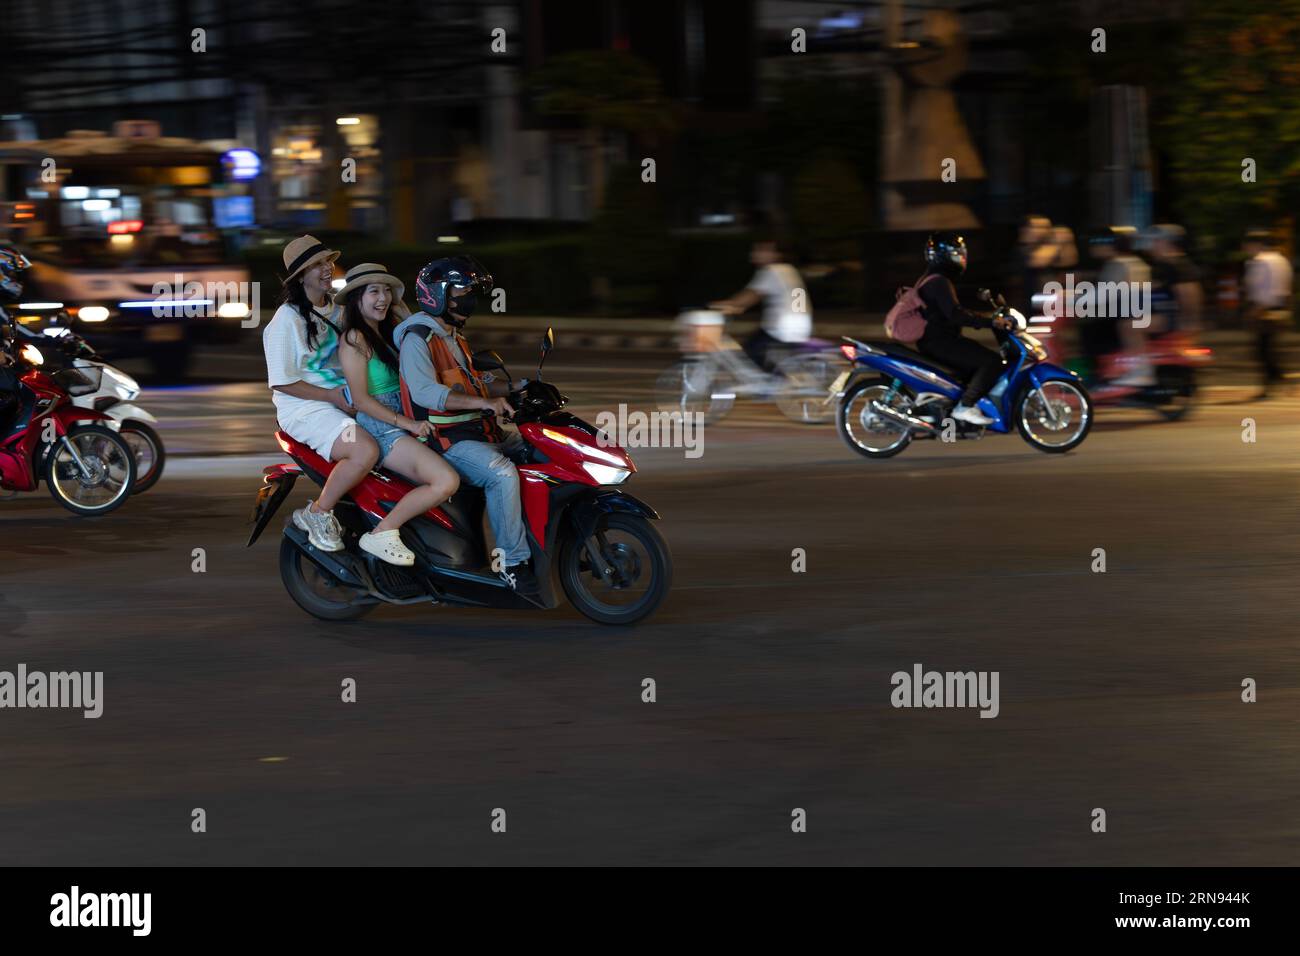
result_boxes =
[214,195,256,229]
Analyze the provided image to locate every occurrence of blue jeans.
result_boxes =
[443,432,531,566]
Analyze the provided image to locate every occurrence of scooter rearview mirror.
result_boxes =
[537,327,554,380]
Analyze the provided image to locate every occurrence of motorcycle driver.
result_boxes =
[0,247,33,433]
[1088,226,1154,387]
[913,232,1015,426]
[393,256,540,596]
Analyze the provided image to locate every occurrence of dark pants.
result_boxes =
[743,328,783,372]
[1257,324,1285,389]
[917,329,1002,405]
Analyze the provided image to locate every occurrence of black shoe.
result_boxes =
[499,563,540,596]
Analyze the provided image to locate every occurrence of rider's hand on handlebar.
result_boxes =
[482,396,514,420]
[708,300,740,315]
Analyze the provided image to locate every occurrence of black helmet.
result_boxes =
[925,232,967,277]
[414,255,494,328]
[0,246,32,301]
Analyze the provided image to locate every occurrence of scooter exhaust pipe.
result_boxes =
[869,400,939,434]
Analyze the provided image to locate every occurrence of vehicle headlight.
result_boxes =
[217,302,250,319]
[79,306,110,322]
[582,462,631,485]
[102,366,140,400]
[20,344,44,365]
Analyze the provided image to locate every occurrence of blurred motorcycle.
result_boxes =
[17,319,165,491]
[655,309,847,424]
[1087,334,1212,422]
[0,307,137,513]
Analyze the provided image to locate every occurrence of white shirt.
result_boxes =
[1245,250,1293,310]
[263,302,346,423]
[746,264,812,342]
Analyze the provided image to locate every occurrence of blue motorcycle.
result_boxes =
[830,294,1093,459]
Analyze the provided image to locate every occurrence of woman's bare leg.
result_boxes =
[315,428,380,512]
[373,438,459,532]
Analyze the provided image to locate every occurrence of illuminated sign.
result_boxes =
[222,148,261,181]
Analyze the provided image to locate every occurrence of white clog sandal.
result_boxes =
[359,529,415,567]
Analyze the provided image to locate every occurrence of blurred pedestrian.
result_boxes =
[1242,229,1293,400]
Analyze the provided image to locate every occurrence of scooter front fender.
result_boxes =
[106,402,158,425]
[565,489,660,546]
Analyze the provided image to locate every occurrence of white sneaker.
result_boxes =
[293,500,345,552]
[951,404,994,426]
[359,529,415,567]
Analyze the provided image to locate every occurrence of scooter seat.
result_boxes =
[858,340,967,379]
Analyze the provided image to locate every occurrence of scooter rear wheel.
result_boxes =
[120,421,166,493]
[559,513,672,625]
[836,377,914,459]
[279,536,375,621]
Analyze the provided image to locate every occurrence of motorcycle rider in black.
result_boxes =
[914,233,1014,426]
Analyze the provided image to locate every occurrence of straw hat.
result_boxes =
[281,234,340,282]
[334,262,410,319]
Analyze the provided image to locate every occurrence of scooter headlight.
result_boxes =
[582,462,631,485]
[101,365,140,401]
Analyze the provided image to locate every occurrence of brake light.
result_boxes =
[107,219,143,234]
[840,343,857,361]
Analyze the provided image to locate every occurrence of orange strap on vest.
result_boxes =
[399,328,502,451]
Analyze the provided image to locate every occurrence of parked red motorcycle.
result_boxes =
[247,330,672,625]
[1,308,137,514]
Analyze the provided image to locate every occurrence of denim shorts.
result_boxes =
[354,390,410,463]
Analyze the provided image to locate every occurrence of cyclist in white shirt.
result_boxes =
[709,233,812,371]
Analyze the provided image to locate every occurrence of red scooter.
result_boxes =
[247,330,672,625]
[0,309,137,514]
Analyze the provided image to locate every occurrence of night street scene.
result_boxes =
[0,0,1294,926]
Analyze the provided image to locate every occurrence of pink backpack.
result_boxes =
[884,274,941,344]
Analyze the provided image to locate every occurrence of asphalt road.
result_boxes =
[1,350,1297,865]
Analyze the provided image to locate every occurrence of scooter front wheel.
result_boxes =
[1015,380,1093,453]
[279,536,375,621]
[559,513,672,625]
[44,424,137,515]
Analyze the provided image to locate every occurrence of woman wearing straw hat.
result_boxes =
[263,235,380,553]
[336,263,460,566]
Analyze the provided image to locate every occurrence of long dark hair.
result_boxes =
[340,286,401,373]
[279,275,331,348]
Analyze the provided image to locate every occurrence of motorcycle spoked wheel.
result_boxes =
[559,513,672,625]
[1015,380,1093,453]
[773,351,844,425]
[655,359,736,424]
[44,424,137,515]
[120,421,166,493]
[279,536,376,621]
[836,377,914,459]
